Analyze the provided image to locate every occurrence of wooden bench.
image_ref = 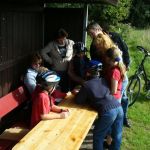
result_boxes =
[12,94,98,150]
[0,86,30,150]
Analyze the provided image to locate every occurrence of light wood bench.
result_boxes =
[12,94,98,150]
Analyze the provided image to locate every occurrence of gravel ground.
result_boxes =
[80,125,94,150]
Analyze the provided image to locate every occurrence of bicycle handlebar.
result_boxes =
[137,46,150,56]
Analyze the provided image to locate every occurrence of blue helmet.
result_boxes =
[87,60,102,71]
[73,42,87,54]
[36,70,60,87]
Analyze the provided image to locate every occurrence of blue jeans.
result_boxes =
[121,74,129,119]
[93,106,123,150]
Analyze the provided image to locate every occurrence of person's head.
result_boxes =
[105,47,126,78]
[55,28,68,45]
[86,60,102,79]
[31,52,42,71]
[36,70,60,94]
[86,22,103,38]
[73,42,87,58]
[105,47,122,66]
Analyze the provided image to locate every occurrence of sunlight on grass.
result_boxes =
[121,27,150,150]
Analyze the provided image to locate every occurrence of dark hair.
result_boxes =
[31,52,42,65]
[73,42,87,54]
[54,28,68,40]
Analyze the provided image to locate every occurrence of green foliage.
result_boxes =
[129,0,150,28]
[89,0,132,26]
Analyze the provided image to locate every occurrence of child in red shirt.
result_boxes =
[105,47,126,102]
[30,70,69,128]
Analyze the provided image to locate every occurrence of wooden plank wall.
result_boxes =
[0,8,43,97]
[44,8,84,45]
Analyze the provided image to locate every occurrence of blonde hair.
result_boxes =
[106,47,126,79]
[93,32,117,54]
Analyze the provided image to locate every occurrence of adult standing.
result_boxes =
[86,22,118,63]
[41,28,74,92]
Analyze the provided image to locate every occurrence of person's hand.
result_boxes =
[38,66,48,73]
[66,91,72,96]
[62,108,69,112]
[60,111,70,119]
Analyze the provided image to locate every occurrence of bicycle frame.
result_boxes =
[134,51,149,90]
[127,46,150,107]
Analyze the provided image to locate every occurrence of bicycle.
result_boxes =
[127,46,150,107]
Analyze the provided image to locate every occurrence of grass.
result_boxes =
[121,27,150,150]
[86,27,150,150]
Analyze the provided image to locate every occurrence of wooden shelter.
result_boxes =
[0,0,118,97]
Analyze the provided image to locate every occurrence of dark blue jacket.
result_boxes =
[75,77,120,114]
[109,32,130,68]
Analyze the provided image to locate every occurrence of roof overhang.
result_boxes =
[44,0,118,5]
[0,0,118,6]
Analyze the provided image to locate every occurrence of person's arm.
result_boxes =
[41,96,69,120]
[75,86,88,104]
[68,60,85,85]
[110,78,118,94]
[110,68,121,95]
[24,71,37,94]
[51,104,69,113]
[63,39,74,62]
[40,43,53,64]
[41,111,69,120]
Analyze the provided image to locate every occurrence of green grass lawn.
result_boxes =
[121,27,150,150]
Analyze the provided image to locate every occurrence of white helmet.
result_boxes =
[36,70,60,87]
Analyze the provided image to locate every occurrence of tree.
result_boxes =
[89,0,132,26]
[129,0,150,28]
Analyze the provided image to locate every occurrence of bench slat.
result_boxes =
[0,86,28,118]
[0,128,29,141]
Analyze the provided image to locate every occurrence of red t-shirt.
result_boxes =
[105,67,122,100]
[30,85,54,128]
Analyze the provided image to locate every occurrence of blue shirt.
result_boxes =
[24,68,38,94]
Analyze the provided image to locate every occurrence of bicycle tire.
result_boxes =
[127,75,141,107]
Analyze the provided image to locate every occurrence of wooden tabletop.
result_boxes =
[12,94,97,150]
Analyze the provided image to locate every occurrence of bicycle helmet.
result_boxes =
[73,42,87,54]
[87,60,102,71]
[36,70,60,87]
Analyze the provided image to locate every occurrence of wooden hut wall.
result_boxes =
[0,7,43,97]
[44,8,84,45]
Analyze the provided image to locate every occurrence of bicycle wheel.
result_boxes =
[127,75,141,107]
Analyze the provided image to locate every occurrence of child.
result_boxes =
[24,52,48,94]
[30,70,70,128]
[68,42,89,90]
[24,52,67,102]
[105,48,126,102]
[75,60,123,150]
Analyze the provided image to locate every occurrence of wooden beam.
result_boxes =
[44,0,118,5]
